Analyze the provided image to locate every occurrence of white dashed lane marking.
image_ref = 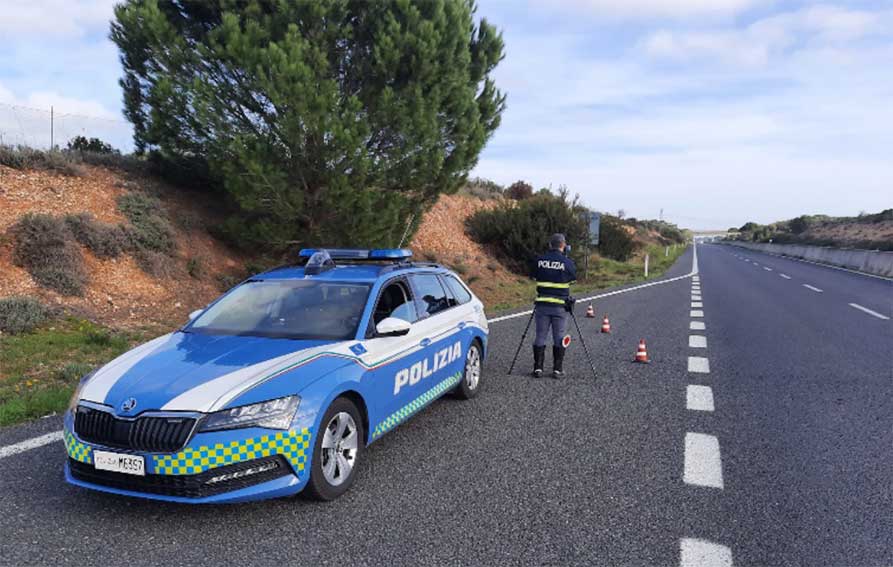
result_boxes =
[688,356,710,373]
[802,284,823,293]
[692,295,702,301]
[680,538,733,567]
[763,266,772,271]
[691,302,702,308]
[690,321,706,331]
[849,303,890,320]
[686,385,714,411]
[684,432,724,488]
[0,431,63,459]
[690,310,704,318]
[779,273,791,279]
[688,335,707,348]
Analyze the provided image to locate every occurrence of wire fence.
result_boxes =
[0,101,134,153]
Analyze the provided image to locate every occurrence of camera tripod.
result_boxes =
[507,301,597,380]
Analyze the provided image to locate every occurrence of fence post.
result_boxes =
[644,254,649,278]
[665,246,669,257]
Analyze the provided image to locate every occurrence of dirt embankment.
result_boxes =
[0,164,245,331]
[409,194,527,307]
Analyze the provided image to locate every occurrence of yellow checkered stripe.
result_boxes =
[64,429,93,464]
[372,371,462,440]
[152,428,312,476]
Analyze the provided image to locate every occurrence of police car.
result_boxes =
[63,249,488,503]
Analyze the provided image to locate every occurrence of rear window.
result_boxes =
[410,274,450,317]
[443,275,473,305]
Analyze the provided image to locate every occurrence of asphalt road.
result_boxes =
[0,244,890,566]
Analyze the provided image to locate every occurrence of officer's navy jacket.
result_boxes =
[531,250,577,304]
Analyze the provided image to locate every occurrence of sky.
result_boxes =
[1,1,891,230]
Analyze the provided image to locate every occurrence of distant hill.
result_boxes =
[734,210,893,251]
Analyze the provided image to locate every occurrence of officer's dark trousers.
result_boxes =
[533,303,567,347]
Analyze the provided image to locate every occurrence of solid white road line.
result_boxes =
[690,310,704,317]
[779,273,791,279]
[0,431,63,459]
[690,321,706,330]
[686,385,714,411]
[849,303,891,320]
[680,538,733,567]
[684,432,724,488]
[691,302,703,308]
[802,284,823,293]
[688,356,710,373]
[763,267,772,271]
[689,335,707,348]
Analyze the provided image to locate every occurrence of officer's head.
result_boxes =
[549,233,566,253]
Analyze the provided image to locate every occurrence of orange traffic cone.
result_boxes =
[601,315,611,333]
[585,303,595,318]
[634,339,649,363]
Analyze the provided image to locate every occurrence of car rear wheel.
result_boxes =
[454,341,482,400]
[304,397,364,501]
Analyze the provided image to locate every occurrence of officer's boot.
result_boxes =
[552,346,566,379]
[532,346,546,378]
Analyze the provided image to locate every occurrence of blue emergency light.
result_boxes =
[298,248,413,261]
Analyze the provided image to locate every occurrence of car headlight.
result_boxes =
[68,369,97,412]
[199,396,300,432]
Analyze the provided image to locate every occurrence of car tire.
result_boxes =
[454,341,482,400]
[304,397,364,501]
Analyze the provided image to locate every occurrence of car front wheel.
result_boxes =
[304,397,364,501]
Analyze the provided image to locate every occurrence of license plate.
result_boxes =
[93,450,145,476]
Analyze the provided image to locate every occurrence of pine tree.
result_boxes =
[111,0,505,248]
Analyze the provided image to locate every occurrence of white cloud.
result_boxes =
[473,3,893,229]
[552,0,770,21]
[641,5,889,66]
[0,0,117,39]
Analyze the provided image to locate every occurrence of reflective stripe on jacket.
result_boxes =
[532,250,577,304]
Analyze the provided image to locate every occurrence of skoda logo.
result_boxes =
[121,398,137,412]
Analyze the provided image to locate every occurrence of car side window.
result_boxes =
[442,275,472,305]
[372,280,417,326]
[410,274,450,317]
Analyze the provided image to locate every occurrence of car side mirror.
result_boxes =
[188,309,203,321]
[375,317,411,337]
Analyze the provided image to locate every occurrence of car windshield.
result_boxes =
[188,280,371,340]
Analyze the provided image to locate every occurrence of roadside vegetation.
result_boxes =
[0,315,148,427]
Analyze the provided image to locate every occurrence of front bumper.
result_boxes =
[63,412,314,503]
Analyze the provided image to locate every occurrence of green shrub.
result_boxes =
[134,249,177,278]
[12,214,87,295]
[67,136,116,154]
[461,177,504,200]
[186,257,203,279]
[0,297,47,334]
[505,180,534,201]
[597,217,638,262]
[64,213,130,259]
[78,151,148,176]
[0,145,83,176]
[117,192,176,255]
[467,188,589,272]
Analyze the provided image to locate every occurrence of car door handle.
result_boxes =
[419,338,432,347]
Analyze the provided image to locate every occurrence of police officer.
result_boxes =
[532,233,577,379]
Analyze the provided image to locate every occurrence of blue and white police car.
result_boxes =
[64,249,488,503]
